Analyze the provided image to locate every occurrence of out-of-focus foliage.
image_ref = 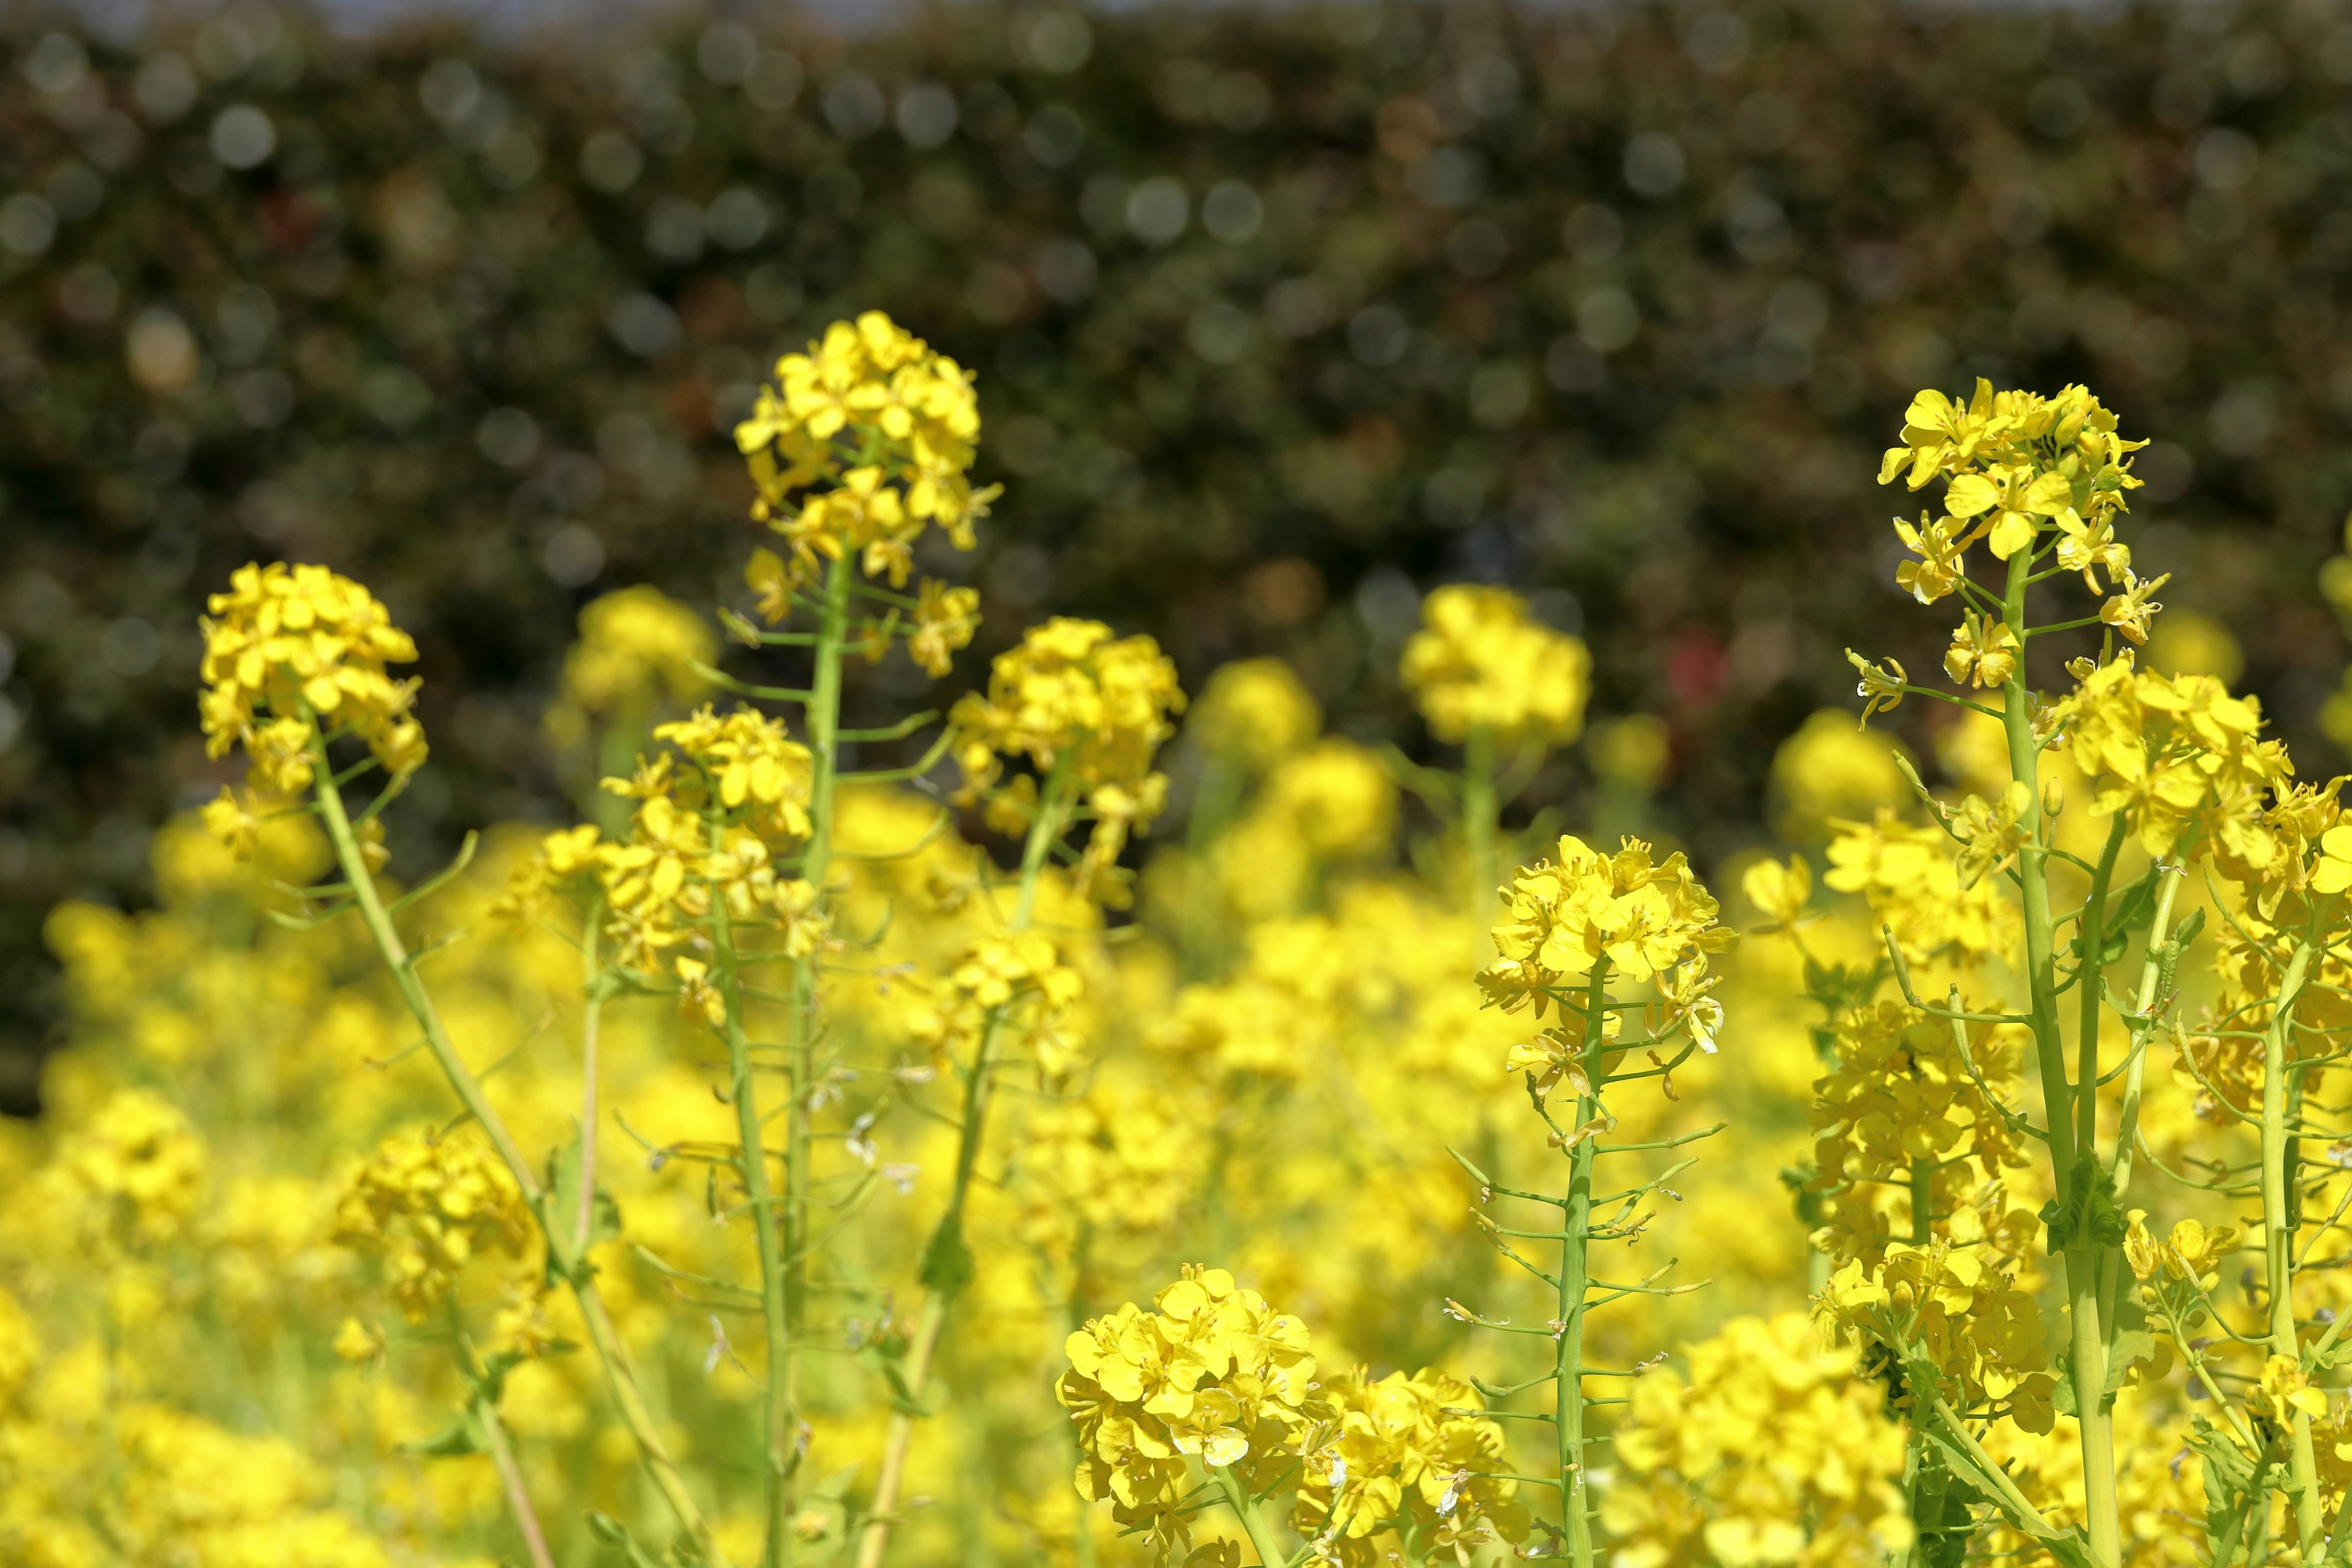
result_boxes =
[7,0,2352,1093]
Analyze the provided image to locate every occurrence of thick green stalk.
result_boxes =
[307,751,729,1566]
[1909,1157,1934,1246]
[1997,551,2116,1568]
[1556,959,1611,1568]
[709,819,794,1568]
[1464,722,1498,914]
[2261,943,2320,1555]
[1211,1461,1292,1567]
[855,763,1074,1568]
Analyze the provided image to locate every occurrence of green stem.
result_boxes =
[1999,551,2116,1568]
[2076,815,2127,1166]
[770,552,857,1562]
[710,811,796,1568]
[448,1298,557,1568]
[2263,942,2321,1556]
[1210,1462,1292,1568]
[856,760,1077,1568]
[1557,959,1610,1568]
[306,741,731,1567]
[1464,722,1498,914]
[578,897,606,1254]
[1909,1156,1934,1246]
[1183,751,1248,977]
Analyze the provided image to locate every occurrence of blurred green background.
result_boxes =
[4,0,2350,1103]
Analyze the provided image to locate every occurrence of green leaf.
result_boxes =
[542,1126,625,1278]
[918,1210,974,1296]
[405,1409,487,1458]
[584,1511,666,1568]
[2103,1295,2161,1398]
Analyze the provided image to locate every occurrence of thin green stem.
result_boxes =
[1557,959,1609,1568]
[856,758,1076,1568]
[2264,943,2322,1555]
[1464,722,1498,914]
[771,551,858,1563]
[305,736,730,1567]
[710,810,796,1568]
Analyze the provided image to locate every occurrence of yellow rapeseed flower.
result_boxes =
[1400,585,1589,747]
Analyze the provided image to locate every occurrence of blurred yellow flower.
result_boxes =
[1400,584,1589,747]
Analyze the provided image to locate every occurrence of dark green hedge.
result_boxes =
[4,0,2350,1095]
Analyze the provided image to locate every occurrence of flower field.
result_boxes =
[12,1,2352,1565]
[0,293,2346,1568]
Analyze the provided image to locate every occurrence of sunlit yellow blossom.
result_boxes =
[908,578,982,677]
[198,562,426,851]
[1943,609,2019,688]
[1481,834,1735,1006]
[1606,1314,1912,1568]
[734,311,999,597]
[1844,650,1906,725]
[2099,567,2170,645]
[1891,513,1967,605]
[1059,1268,1317,1566]
[1291,1366,1529,1564]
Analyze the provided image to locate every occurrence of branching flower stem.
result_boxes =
[1998,548,2119,1568]
[305,733,729,1568]
[856,749,1079,1568]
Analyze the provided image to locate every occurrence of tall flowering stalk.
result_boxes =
[1462,837,1733,1566]
[197,562,731,1566]
[856,616,1184,1567]
[1398,586,1589,909]
[1820,379,2352,1565]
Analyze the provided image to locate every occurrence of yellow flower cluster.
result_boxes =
[50,1086,207,1251]
[1817,1237,2054,1428]
[1480,835,1735,1010]
[1058,1268,1316,1564]
[1400,584,1591,747]
[1189,658,1323,770]
[1879,379,2150,614]
[906,932,1088,1085]
[0,1316,396,1568]
[1807,999,2033,1265]
[504,704,823,1007]
[1289,1366,1530,1564]
[950,617,1186,903]
[2051,652,2286,862]
[330,1128,531,1321]
[1604,1314,1913,1568]
[197,562,426,839]
[907,577,982,678]
[1823,809,2018,965]
[735,310,998,596]
[543,585,714,747]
